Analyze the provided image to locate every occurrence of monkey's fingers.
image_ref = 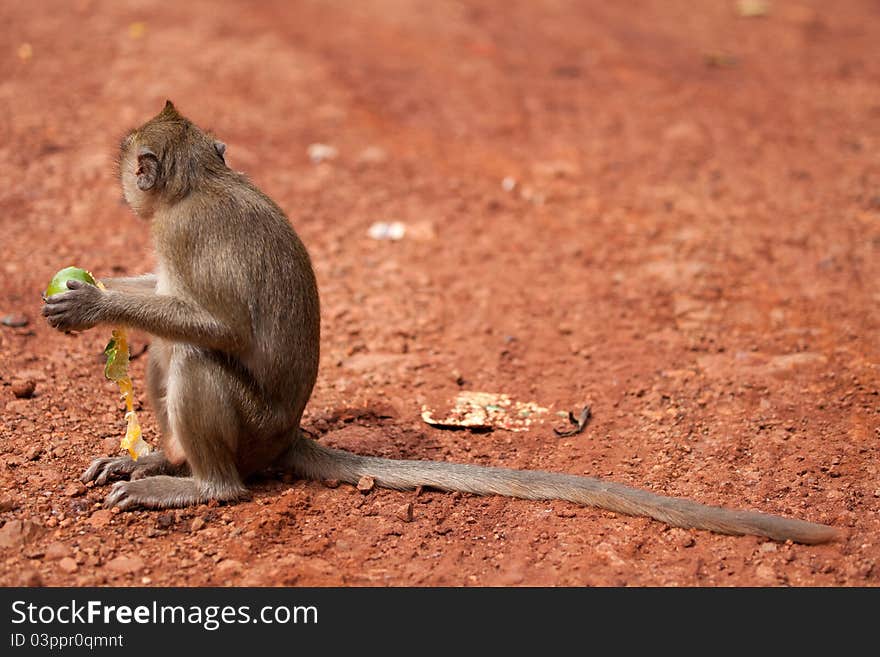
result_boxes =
[43,309,88,331]
[82,456,137,486]
[41,300,73,316]
[43,290,77,306]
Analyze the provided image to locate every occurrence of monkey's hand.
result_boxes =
[42,279,107,331]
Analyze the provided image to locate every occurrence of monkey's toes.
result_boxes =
[105,476,202,510]
[82,456,138,486]
[105,481,138,510]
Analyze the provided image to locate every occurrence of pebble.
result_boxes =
[0,519,43,547]
[367,221,406,241]
[44,542,71,560]
[217,559,243,574]
[395,502,414,522]
[190,517,206,532]
[25,446,42,461]
[307,143,338,163]
[106,554,145,575]
[20,569,43,586]
[88,509,114,528]
[58,557,78,574]
[1,314,29,328]
[323,479,340,489]
[11,380,36,399]
[755,564,778,583]
[0,496,17,511]
[156,513,175,529]
[667,528,696,548]
[357,475,375,493]
[64,482,86,497]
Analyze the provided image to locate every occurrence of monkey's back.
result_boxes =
[157,173,321,431]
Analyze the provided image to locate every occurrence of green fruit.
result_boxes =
[45,266,97,297]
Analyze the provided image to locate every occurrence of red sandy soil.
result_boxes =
[0,0,878,586]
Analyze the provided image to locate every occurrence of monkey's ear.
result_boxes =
[214,140,227,163]
[136,147,160,191]
[160,100,181,119]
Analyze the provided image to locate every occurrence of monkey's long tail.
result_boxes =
[284,437,840,544]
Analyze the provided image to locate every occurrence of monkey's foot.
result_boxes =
[82,451,183,486]
[105,476,248,510]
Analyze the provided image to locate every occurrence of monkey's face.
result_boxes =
[119,133,156,219]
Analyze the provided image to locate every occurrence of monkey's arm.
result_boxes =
[42,281,248,352]
[99,274,157,294]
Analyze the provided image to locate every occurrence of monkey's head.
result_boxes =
[119,100,228,218]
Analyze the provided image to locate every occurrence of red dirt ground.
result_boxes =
[1,0,878,587]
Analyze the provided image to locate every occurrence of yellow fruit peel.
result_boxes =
[45,266,151,462]
[102,325,150,460]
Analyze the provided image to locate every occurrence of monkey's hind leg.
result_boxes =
[104,349,248,510]
[81,338,185,487]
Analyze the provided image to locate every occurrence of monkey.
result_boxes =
[42,101,840,544]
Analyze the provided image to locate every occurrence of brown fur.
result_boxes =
[44,102,840,544]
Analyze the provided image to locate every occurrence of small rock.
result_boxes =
[323,479,340,489]
[759,542,778,554]
[11,380,36,399]
[357,475,375,494]
[58,557,78,573]
[88,509,114,528]
[667,528,695,548]
[190,517,206,532]
[64,482,86,497]
[156,513,175,529]
[141,576,152,584]
[45,542,71,560]
[395,502,414,522]
[20,569,43,587]
[68,499,90,516]
[755,564,778,583]
[7,391,32,411]
[0,496,18,512]
[1,314,29,328]
[0,519,43,548]
[217,559,243,574]
[25,446,42,461]
[101,436,118,454]
[106,555,144,575]
[367,221,406,241]
[307,143,338,163]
